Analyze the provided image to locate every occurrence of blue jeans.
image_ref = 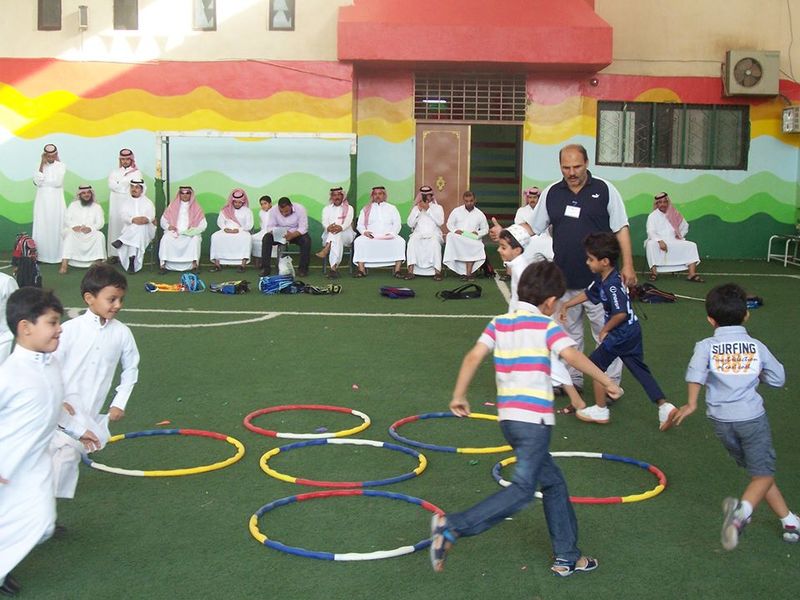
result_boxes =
[445,420,580,562]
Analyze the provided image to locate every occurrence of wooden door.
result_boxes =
[415,124,470,223]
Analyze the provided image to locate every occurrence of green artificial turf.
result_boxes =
[6,258,799,600]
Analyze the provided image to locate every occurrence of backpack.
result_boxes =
[631,283,676,304]
[180,273,206,293]
[11,233,41,288]
[259,274,295,295]
[209,280,250,294]
[380,286,415,299]
[436,283,482,300]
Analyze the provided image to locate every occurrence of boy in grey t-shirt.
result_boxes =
[674,283,798,550]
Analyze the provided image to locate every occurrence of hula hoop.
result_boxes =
[249,488,444,561]
[260,438,427,488]
[388,411,512,454]
[491,451,667,504]
[244,404,371,439]
[81,429,245,477]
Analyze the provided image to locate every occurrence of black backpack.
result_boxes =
[436,283,482,300]
[11,233,42,288]
[631,283,676,304]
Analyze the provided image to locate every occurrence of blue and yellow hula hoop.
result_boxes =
[388,411,512,454]
[259,438,427,488]
[81,428,245,477]
[244,404,371,439]
[492,451,667,504]
[249,489,444,561]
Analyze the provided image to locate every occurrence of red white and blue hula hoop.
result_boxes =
[244,404,371,439]
[81,428,245,477]
[249,489,444,561]
[492,451,667,504]
[388,411,512,454]
[259,438,427,488]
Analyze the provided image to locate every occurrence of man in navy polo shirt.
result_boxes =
[492,144,636,390]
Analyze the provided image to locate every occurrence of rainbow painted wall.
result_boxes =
[1,58,798,259]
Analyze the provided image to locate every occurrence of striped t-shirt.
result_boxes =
[478,302,576,426]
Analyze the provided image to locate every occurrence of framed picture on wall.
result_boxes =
[269,0,295,31]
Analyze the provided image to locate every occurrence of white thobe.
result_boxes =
[62,201,106,266]
[51,309,139,499]
[210,207,253,264]
[106,166,142,256]
[352,202,406,267]
[406,204,444,275]
[644,210,700,272]
[0,273,19,365]
[443,206,489,275]
[251,210,273,258]
[321,204,356,268]
[159,205,207,271]
[515,205,554,262]
[0,347,63,579]
[117,194,156,273]
[32,161,67,263]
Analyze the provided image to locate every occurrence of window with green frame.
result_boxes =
[596,101,750,170]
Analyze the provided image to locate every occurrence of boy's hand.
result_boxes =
[80,430,101,452]
[605,383,624,400]
[558,306,568,323]
[450,396,471,417]
[108,407,125,421]
[598,330,608,343]
[673,404,696,426]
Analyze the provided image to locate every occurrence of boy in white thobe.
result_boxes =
[645,192,703,282]
[1,288,99,597]
[352,186,406,277]
[251,195,275,266]
[51,264,138,502]
[316,187,355,278]
[210,188,253,272]
[405,185,444,280]
[159,186,207,273]
[106,148,142,259]
[60,185,106,274]
[32,143,67,264]
[113,179,156,273]
[443,191,489,280]
[0,272,18,365]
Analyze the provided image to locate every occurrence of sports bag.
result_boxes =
[380,286,415,299]
[436,283,482,300]
[209,280,250,294]
[631,283,676,304]
[11,232,42,288]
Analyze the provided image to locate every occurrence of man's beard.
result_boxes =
[80,198,93,206]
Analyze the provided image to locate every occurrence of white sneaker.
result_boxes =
[782,523,800,543]
[658,402,678,431]
[576,405,610,424]
[721,497,748,550]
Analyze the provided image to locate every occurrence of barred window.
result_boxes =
[414,73,527,123]
[38,0,61,31]
[113,0,138,30]
[193,0,216,31]
[269,0,295,31]
[596,102,749,170]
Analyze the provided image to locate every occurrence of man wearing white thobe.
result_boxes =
[0,273,18,365]
[443,190,489,279]
[106,148,142,259]
[513,186,554,263]
[159,186,207,273]
[32,143,67,264]
[209,188,253,272]
[352,186,405,277]
[114,179,155,273]
[405,185,444,279]
[645,192,703,282]
[316,187,355,278]
[60,186,106,274]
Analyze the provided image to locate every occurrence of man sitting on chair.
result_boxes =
[60,185,106,274]
[260,197,311,277]
[443,190,489,281]
[645,192,703,282]
[159,186,207,274]
[352,186,405,278]
[112,179,155,273]
[316,187,355,279]
[210,188,253,273]
[404,185,444,280]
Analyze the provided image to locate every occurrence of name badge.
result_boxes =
[564,205,581,219]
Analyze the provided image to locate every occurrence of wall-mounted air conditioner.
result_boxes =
[723,50,779,97]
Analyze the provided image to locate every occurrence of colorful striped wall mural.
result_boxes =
[1,59,798,259]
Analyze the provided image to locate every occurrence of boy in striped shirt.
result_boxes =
[430,261,623,577]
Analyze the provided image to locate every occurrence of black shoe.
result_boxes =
[2,573,19,594]
[54,523,68,537]
[111,239,123,249]
[297,269,309,278]
[0,582,17,597]
[128,258,136,273]
[159,267,167,275]
[260,270,271,277]
[553,386,565,397]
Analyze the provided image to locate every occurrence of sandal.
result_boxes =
[557,405,578,416]
[648,272,658,281]
[551,556,598,577]
[430,514,456,573]
[403,273,415,280]
[687,274,705,283]
[354,270,367,278]
[209,266,222,272]
[433,273,443,281]
[393,270,404,279]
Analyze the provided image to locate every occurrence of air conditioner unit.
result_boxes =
[723,50,779,96]
[783,106,800,134]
